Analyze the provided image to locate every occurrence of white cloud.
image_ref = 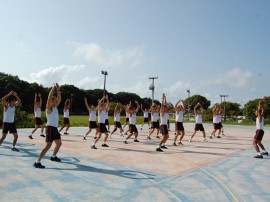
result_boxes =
[74,43,145,68]
[77,76,100,89]
[202,68,253,90]
[29,65,84,86]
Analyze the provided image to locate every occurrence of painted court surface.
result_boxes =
[1,123,270,202]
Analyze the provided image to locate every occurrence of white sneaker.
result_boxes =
[189,138,192,142]
[203,139,208,142]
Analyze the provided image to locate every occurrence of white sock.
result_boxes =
[258,152,261,156]
[36,160,40,163]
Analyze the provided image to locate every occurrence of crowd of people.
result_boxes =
[0,83,268,169]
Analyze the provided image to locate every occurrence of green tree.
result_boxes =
[184,95,211,110]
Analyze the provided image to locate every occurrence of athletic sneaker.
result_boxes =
[172,142,177,146]
[123,141,128,144]
[33,162,45,169]
[40,134,45,137]
[254,155,263,159]
[83,137,86,140]
[178,141,183,145]
[11,147,19,152]
[222,134,225,136]
[203,139,208,142]
[140,128,143,130]
[109,135,112,139]
[209,135,213,139]
[156,136,160,139]
[94,136,97,139]
[217,136,221,138]
[50,156,61,162]
[29,135,33,139]
[91,145,97,149]
[64,132,68,135]
[147,136,151,140]
[156,148,163,152]
[189,138,192,142]
[261,151,269,156]
[134,139,140,142]
[161,145,168,149]
[102,144,109,147]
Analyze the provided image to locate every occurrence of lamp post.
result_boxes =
[101,70,108,97]
[187,89,191,120]
[149,77,158,105]
[220,94,229,122]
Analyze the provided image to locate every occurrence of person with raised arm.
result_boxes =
[189,102,207,142]
[156,93,170,152]
[83,97,98,140]
[123,100,140,144]
[33,83,62,168]
[110,102,124,138]
[173,99,185,146]
[59,99,71,135]
[209,105,222,139]
[253,100,268,158]
[91,95,110,149]
[140,105,150,130]
[148,103,160,139]
[29,93,45,139]
[0,91,21,151]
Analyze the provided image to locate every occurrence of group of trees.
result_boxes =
[0,72,269,126]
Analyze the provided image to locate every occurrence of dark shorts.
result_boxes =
[151,121,160,129]
[89,121,98,129]
[195,123,205,131]
[105,119,109,125]
[254,129,264,141]
[46,126,61,142]
[114,121,122,128]
[175,122,184,131]
[129,124,138,133]
[213,123,221,130]
[160,124,169,135]
[143,117,149,122]
[2,122,17,134]
[98,123,108,133]
[219,122,223,128]
[125,118,129,123]
[34,117,43,126]
[64,118,70,125]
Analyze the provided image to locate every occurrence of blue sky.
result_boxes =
[0,0,269,106]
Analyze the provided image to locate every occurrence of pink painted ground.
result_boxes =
[19,123,270,176]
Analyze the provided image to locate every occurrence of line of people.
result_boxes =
[0,84,268,169]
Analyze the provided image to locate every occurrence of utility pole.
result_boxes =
[149,77,158,105]
[187,89,191,120]
[220,95,229,121]
[101,70,108,97]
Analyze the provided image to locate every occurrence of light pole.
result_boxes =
[187,89,191,120]
[149,77,158,105]
[101,70,108,97]
[220,95,229,122]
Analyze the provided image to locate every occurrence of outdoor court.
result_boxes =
[0,123,270,202]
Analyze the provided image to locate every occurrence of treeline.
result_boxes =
[0,72,269,127]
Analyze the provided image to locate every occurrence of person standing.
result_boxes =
[253,100,268,158]
[83,97,98,140]
[141,105,150,130]
[173,99,185,146]
[29,93,45,139]
[110,102,124,138]
[0,91,21,151]
[59,99,71,135]
[209,106,222,139]
[148,104,160,139]
[123,100,140,144]
[33,83,62,168]
[156,94,170,152]
[189,102,207,142]
[91,95,110,149]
